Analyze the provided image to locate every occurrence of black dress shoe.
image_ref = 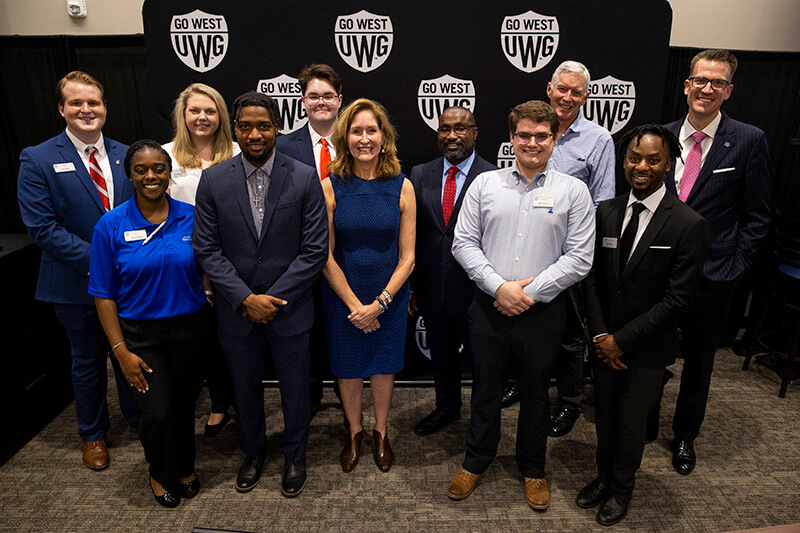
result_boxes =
[204,411,232,438]
[550,406,580,437]
[672,439,696,475]
[500,382,520,408]
[414,409,460,436]
[236,446,267,492]
[179,476,200,499]
[576,477,611,509]
[150,477,180,508]
[597,492,632,526]
[281,459,307,498]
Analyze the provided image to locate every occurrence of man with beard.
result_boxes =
[408,106,496,436]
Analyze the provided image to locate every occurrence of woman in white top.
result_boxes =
[163,83,239,435]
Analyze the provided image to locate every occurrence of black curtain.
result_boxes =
[0,35,149,234]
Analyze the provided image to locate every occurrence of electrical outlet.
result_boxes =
[67,0,87,18]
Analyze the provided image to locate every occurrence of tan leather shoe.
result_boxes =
[525,477,550,510]
[447,467,482,500]
[372,429,393,472]
[82,440,109,470]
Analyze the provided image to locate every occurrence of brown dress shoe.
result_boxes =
[82,440,109,470]
[340,430,364,472]
[447,467,482,500]
[372,429,393,472]
[525,477,550,510]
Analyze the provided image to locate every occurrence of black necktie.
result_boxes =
[619,202,647,276]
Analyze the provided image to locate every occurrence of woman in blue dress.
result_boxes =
[321,98,416,473]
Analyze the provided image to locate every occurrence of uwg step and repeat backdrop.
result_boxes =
[143,0,672,381]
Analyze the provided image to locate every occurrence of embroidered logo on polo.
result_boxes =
[501,11,559,73]
[414,316,431,360]
[170,10,228,73]
[496,142,516,168]
[584,76,637,134]
[256,75,307,133]
[335,10,393,72]
[417,75,476,131]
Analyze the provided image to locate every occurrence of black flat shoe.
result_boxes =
[281,459,307,498]
[500,382,520,408]
[150,477,180,508]
[204,412,232,437]
[576,478,611,509]
[672,439,696,475]
[597,492,631,526]
[414,409,460,436]
[236,444,268,492]
[550,406,580,437]
[179,476,200,499]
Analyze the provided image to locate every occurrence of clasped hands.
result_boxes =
[593,334,627,370]
[349,301,381,334]
[242,293,286,324]
[493,277,535,316]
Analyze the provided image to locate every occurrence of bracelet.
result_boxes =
[381,288,393,303]
[111,341,126,352]
[374,296,387,313]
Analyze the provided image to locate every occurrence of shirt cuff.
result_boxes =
[482,272,507,298]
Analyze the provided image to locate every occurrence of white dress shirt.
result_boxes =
[308,123,336,174]
[65,128,115,208]
[620,185,667,261]
[674,111,722,193]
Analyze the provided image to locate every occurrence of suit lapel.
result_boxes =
[686,112,734,204]
[106,140,128,206]
[56,133,105,214]
[663,120,681,197]
[447,156,482,231]
[297,128,316,169]
[620,194,672,283]
[259,153,289,243]
[426,159,447,228]
[231,155,259,242]
[607,197,627,286]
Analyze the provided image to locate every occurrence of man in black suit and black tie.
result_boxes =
[654,49,771,475]
[578,124,707,525]
[409,106,497,436]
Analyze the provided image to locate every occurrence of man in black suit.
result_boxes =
[656,49,771,475]
[275,64,343,414]
[409,106,496,436]
[579,125,706,525]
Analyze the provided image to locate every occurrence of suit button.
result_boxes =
[615,290,621,296]
[257,258,262,264]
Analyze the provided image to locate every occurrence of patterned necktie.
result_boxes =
[678,131,708,202]
[619,202,647,276]
[442,166,458,225]
[86,146,110,211]
[319,138,331,181]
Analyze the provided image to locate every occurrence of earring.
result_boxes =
[381,146,385,153]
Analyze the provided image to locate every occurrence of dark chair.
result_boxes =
[742,209,800,397]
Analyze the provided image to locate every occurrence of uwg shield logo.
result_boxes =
[335,10,393,73]
[256,75,306,134]
[170,10,228,73]
[414,316,431,360]
[417,75,476,131]
[496,142,516,168]
[501,11,559,73]
[585,76,636,134]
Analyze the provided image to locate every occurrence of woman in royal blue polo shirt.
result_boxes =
[89,139,206,508]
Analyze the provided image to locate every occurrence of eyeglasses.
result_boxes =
[303,94,339,104]
[513,132,552,144]
[235,122,275,133]
[437,124,477,135]
[687,76,731,91]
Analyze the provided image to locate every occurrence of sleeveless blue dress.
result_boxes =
[322,173,409,379]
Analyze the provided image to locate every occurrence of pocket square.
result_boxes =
[649,246,671,250]
[712,167,735,174]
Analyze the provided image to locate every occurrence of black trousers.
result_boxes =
[671,278,738,441]
[119,311,205,492]
[555,283,587,408]
[200,307,234,414]
[593,358,664,494]
[463,291,565,478]
[425,308,471,415]
[219,325,310,463]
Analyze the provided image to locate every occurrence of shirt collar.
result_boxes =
[443,151,476,177]
[65,128,106,157]
[626,183,666,213]
[512,162,549,188]
[562,108,588,136]
[680,111,722,142]
[308,123,332,147]
[125,194,183,229]
[242,151,276,179]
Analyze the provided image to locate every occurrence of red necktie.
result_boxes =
[442,166,458,225]
[678,131,707,202]
[86,146,110,211]
[319,138,331,181]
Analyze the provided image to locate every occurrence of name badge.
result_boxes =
[602,237,618,249]
[124,230,147,242]
[533,196,554,208]
[53,162,76,173]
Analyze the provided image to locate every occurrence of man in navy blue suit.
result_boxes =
[17,71,140,471]
[275,64,343,414]
[656,49,771,475]
[193,92,328,497]
[409,106,496,436]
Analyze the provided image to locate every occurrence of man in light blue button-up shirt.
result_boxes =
[447,100,594,510]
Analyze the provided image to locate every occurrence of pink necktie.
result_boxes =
[442,166,458,225]
[86,146,110,211]
[678,131,707,202]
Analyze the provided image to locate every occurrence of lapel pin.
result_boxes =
[723,142,730,148]
[115,160,120,164]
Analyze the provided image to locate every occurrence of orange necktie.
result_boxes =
[319,138,331,181]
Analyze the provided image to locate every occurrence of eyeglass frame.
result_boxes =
[687,76,731,91]
[437,124,477,136]
[302,93,340,104]
[512,131,553,144]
